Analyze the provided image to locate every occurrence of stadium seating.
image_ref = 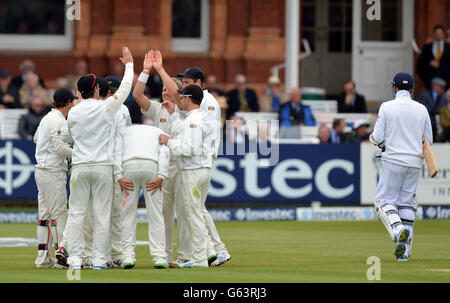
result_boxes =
[0,109,28,140]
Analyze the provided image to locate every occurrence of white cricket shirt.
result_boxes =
[122,124,170,179]
[112,105,132,181]
[34,109,72,171]
[167,108,213,170]
[201,90,221,158]
[63,62,134,166]
[372,90,433,169]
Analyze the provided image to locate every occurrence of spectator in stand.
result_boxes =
[55,77,69,89]
[330,118,347,144]
[19,72,51,109]
[337,81,367,113]
[417,25,450,90]
[259,76,288,112]
[226,74,259,119]
[418,77,447,142]
[11,59,46,89]
[348,119,370,143]
[226,116,247,144]
[439,89,450,142]
[18,96,47,140]
[279,87,316,127]
[65,59,88,91]
[318,124,331,144]
[0,70,21,109]
[205,74,225,96]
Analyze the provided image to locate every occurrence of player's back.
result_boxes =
[122,124,163,162]
[378,91,432,168]
[68,98,115,165]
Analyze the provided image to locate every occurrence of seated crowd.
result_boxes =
[1,58,449,143]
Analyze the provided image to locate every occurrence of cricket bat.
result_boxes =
[423,134,438,178]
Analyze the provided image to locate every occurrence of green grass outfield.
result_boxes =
[0,220,449,283]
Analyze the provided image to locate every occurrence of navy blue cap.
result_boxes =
[96,77,109,97]
[77,74,97,94]
[177,67,205,83]
[392,73,414,90]
[177,84,204,103]
[105,76,121,90]
[53,88,78,103]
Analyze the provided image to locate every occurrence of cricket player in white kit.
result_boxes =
[80,77,133,268]
[119,124,170,269]
[34,88,76,267]
[151,49,230,266]
[159,84,214,268]
[370,73,433,261]
[132,51,189,263]
[62,46,134,269]
[175,66,231,266]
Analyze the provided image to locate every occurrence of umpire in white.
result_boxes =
[62,46,134,269]
[34,88,76,267]
[370,72,432,261]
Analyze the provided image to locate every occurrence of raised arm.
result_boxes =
[133,50,152,112]
[152,50,182,107]
[105,46,134,120]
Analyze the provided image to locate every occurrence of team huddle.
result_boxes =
[33,46,230,269]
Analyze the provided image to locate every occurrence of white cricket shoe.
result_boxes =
[211,251,231,266]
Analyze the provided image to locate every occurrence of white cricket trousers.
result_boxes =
[161,161,190,261]
[84,181,123,262]
[66,165,113,267]
[121,160,167,264]
[201,168,227,254]
[34,168,68,266]
[180,167,211,266]
[376,160,419,252]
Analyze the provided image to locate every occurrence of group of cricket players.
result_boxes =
[34,44,432,269]
[33,46,231,269]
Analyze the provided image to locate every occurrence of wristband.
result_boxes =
[138,72,149,83]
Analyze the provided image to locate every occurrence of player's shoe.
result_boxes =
[93,265,107,270]
[106,259,122,269]
[82,257,94,269]
[178,261,208,268]
[208,254,217,266]
[55,247,69,268]
[396,256,408,262]
[169,257,189,268]
[393,229,410,258]
[211,251,231,266]
[121,261,135,269]
[154,262,170,269]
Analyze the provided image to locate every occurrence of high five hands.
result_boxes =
[143,49,163,72]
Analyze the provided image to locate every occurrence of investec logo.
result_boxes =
[0,142,35,195]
